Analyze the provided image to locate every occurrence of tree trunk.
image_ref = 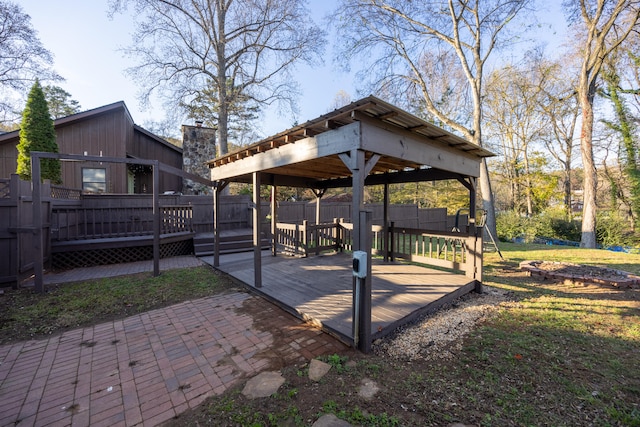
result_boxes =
[523,149,533,216]
[579,81,598,248]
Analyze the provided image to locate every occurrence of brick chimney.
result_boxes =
[181,122,216,195]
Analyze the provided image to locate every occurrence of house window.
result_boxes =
[82,168,106,193]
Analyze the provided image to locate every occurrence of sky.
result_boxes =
[17,0,354,138]
[17,0,566,140]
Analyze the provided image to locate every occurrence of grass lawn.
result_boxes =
[1,244,639,426]
[0,265,237,344]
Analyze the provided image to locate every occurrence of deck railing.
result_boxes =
[387,225,470,270]
[274,219,482,278]
[275,220,342,256]
[51,205,193,240]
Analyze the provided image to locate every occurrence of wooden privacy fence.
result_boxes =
[273,201,452,230]
[0,175,78,287]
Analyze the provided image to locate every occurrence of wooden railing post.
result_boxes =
[389,221,395,262]
[294,223,300,255]
[302,220,308,257]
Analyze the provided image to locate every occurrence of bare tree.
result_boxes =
[334,0,534,238]
[536,56,581,218]
[0,0,60,122]
[109,0,325,156]
[329,90,352,111]
[484,51,551,216]
[564,0,640,248]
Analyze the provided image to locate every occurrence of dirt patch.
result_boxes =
[520,260,640,288]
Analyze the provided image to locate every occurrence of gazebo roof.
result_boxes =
[208,96,493,186]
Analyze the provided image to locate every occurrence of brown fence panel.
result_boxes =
[0,175,51,288]
[218,195,251,230]
[0,177,18,285]
[179,195,213,233]
[419,207,448,230]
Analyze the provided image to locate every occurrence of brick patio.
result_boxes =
[0,258,349,426]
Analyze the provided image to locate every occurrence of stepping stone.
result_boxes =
[357,378,379,400]
[241,371,285,399]
[308,359,331,381]
[312,413,352,427]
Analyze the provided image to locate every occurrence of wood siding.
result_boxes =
[128,129,183,193]
[0,102,182,194]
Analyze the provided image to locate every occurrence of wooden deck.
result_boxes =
[206,251,475,345]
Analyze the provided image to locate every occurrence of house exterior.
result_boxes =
[0,101,183,193]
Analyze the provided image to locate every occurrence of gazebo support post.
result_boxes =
[253,172,262,288]
[213,180,229,267]
[271,184,277,257]
[152,160,160,277]
[356,210,373,353]
[383,183,389,262]
[468,177,483,292]
[343,149,378,352]
[213,183,220,267]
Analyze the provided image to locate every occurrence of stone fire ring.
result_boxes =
[520,260,640,289]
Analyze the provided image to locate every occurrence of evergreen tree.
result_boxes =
[43,85,81,119]
[16,79,61,183]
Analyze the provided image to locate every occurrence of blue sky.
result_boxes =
[18,0,566,139]
[17,0,354,137]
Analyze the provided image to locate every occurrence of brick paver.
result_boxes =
[0,257,349,427]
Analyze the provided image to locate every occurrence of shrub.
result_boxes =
[496,211,533,242]
[597,210,634,248]
[534,207,581,242]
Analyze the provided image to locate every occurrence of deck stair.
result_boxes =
[194,230,270,257]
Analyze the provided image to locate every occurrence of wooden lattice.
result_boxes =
[0,179,10,199]
[50,185,82,200]
[52,240,194,270]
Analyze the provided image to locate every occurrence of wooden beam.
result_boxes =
[210,122,361,180]
[358,120,482,177]
[376,111,398,120]
[253,172,262,288]
[317,167,465,189]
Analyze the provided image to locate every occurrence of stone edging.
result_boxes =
[519,260,640,289]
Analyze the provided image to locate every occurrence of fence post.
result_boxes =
[32,156,45,293]
[11,175,20,289]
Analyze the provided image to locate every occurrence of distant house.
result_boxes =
[0,101,183,193]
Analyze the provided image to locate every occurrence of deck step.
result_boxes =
[193,232,269,256]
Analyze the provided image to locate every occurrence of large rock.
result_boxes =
[312,413,352,427]
[241,371,285,399]
[308,359,331,381]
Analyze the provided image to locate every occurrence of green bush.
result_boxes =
[497,208,581,243]
[534,207,581,242]
[496,211,533,242]
[597,210,634,248]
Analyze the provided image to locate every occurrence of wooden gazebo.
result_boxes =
[208,96,494,352]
